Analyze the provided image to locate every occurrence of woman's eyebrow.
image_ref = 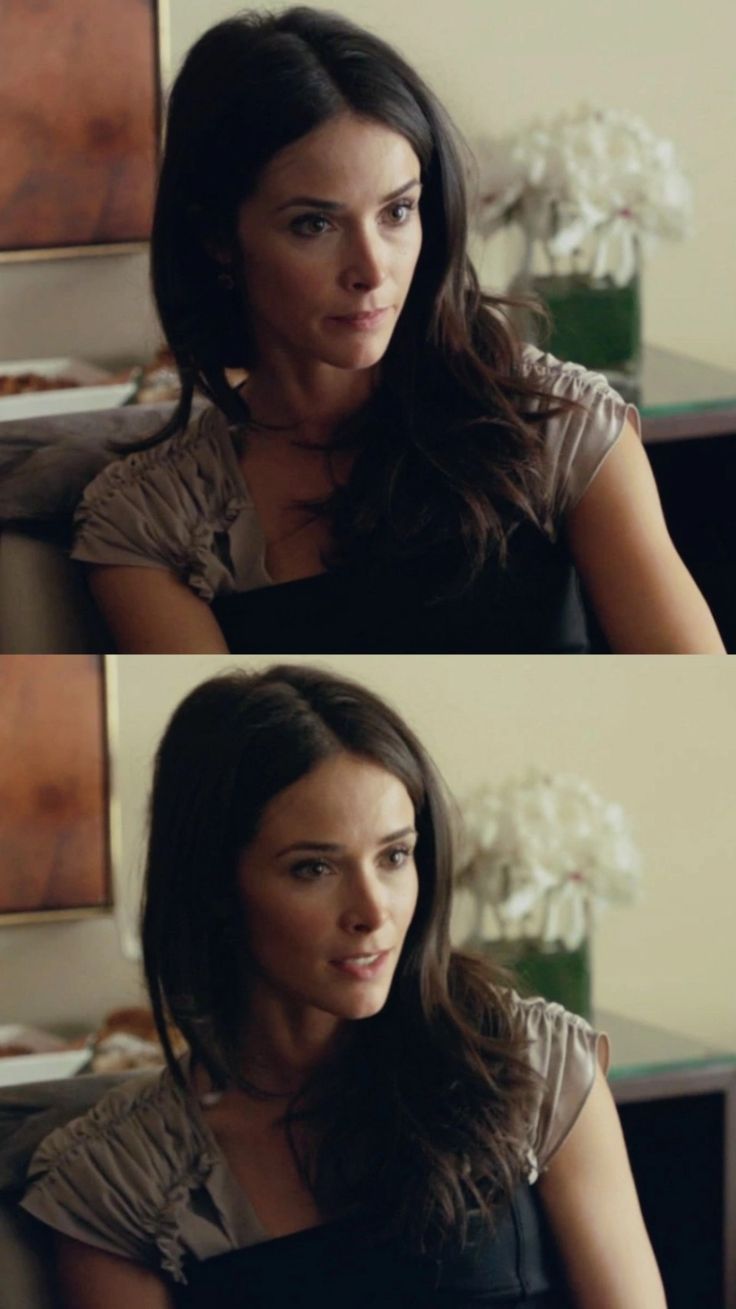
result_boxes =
[275,826,417,857]
[275,178,422,213]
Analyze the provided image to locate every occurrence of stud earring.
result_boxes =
[217,271,236,291]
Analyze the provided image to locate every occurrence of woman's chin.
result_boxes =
[314,329,394,372]
[324,988,391,1022]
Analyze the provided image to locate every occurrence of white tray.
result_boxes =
[0,1024,91,1086]
[0,1049,91,1086]
[0,357,136,422]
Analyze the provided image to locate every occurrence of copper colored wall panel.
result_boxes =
[0,0,159,251]
[0,656,111,915]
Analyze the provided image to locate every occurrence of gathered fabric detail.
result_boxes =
[507,991,610,1180]
[70,404,255,602]
[19,1062,230,1286]
[517,342,641,535]
[144,1145,219,1285]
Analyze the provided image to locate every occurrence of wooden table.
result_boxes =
[618,346,736,651]
[598,1008,736,1308]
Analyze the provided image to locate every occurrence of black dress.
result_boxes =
[212,524,594,654]
[174,1185,571,1308]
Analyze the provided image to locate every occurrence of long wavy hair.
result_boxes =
[141,663,545,1254]
[128,7,591,594]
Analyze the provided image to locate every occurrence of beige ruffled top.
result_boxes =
[19,994,609,1287]
[70,345,641,603]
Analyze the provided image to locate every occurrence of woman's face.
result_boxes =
[236,752,420,1028]
[233,112,423,377]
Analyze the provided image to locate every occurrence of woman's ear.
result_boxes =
[203,237,233,268]
[187,202,232,267]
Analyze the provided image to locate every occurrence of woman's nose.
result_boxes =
[340,227,386,292]
[340,871,389,933]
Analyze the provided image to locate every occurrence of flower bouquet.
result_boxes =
[455,768,642,1016]
[472,104,694,380]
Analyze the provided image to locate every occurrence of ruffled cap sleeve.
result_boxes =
[70,406,250,603]
[18,1070,217,1285]
[509,992,610,1181]
[519,343,642,534]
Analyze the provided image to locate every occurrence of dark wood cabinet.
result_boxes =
[599,1009,736,1309]
[632,346,736,652]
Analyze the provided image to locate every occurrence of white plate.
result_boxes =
[0,1048,91,1087]
[0,1027,91,1086]
[0,357,136,422]
[0,1023,69,1053]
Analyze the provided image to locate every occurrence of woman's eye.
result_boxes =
[290,213,332,237]
[382,845,413,869]
[384,199,416,224]
[291,859,332,879]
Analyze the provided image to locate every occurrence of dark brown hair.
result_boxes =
[141,663,545,1253]
[127,7,591,595]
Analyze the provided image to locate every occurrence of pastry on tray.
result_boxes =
[88,1006,188,1072]
[0,372,79,395]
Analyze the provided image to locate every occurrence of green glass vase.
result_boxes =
[508,232,642,389]
[479,936,592,1021]
[531,270,640,375]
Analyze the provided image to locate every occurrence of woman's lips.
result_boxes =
[329,950,390,979]
[327,308,390,330]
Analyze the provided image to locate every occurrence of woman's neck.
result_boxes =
[239,363,378,442]
[234,1004,349,1098]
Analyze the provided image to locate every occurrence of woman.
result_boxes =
[21,664,666,1307]
[69,8,723,654]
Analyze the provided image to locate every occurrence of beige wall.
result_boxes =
[3,655,734,1053]
[0,0,734,369]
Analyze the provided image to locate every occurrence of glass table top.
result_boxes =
[596,345,736,414]
[636,346,736,417]
[596,1008,736,1081]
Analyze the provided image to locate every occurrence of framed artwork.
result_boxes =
[0,655,118,924]
[0,0,166,263]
